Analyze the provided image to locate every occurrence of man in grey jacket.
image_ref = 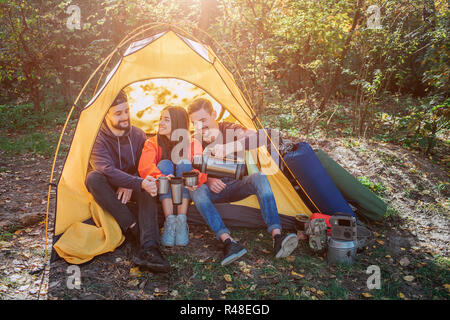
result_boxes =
[85,90,170,273]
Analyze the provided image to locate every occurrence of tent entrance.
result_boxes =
[124,78,232,135]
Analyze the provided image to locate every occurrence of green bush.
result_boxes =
[0,103,68,132]
[376,96,449,155]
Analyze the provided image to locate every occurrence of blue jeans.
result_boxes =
[157,159,192,201]
[189,172,282,239]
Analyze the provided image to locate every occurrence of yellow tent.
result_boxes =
[52,29,313,264]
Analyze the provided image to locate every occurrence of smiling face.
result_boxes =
[105,102,130,133]
[158,109,172,137]
[189,107,218,142]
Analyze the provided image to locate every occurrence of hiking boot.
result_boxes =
[221,239,247,266]
[273,233,299,258]
[160,214,176,247]
[305,218,328,253]
[175,214,189,246]
[132,246,170,273]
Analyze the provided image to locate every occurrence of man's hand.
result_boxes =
[206,177,226,194]
[142,176,157,197]
[211,142,243,159]
[117,187,132,204]
[210,143,226,159]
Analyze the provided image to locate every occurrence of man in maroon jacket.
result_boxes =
[85,90,170,273]
[187,98,298,266]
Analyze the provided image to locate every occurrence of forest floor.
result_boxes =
[0,135,449,300]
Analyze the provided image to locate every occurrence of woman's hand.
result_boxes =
[186,185,199,192]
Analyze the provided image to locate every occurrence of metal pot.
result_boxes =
[327,238,357,265]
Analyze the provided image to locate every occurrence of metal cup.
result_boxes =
[170,177,183,205]
[157,176,169,195]
[182,171,199,187]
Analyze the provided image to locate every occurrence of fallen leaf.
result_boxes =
[291,271,305,279]
[224,274,232,282]
[129,267,142,277]
[443,284,450,291]
[361,292,373,298]
[399,257,410,267]
[127,279,139,287]
[398,292,406,299]
[376,240,384,245]
[403,275,414,282]
[286,256,295,262]
[317,290,325,296]
[261,248,271,254]
[221,286,235,294]
[256,259,265,265]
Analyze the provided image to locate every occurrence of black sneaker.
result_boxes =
[221,239,247,266]
[132,246,170,273]
[273,233,298,258]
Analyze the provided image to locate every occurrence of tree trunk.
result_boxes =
[197,0,219,34]
[319,0,365,111]
[30,80,40,112]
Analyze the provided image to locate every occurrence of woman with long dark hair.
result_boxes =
[138,106,206,247]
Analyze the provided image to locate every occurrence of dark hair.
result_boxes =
[187,98,214,115]
[157,106,190,161]
[111,90,128,107]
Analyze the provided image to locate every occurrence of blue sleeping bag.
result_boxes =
[283,142,356,218]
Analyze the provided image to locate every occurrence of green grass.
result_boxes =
[0,103,68,132]
[358,176,387,196]
[0,230,15,242]
[0,102,72,157]
[0,224,21,241]
[324,279,350,299]
[0,132,63,157]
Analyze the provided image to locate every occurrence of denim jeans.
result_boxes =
[157,159,192,201]
[189,172,282,239]
[85,170,160,249]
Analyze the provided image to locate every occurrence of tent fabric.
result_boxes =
[53,30,312,264]
[314,149,387,221]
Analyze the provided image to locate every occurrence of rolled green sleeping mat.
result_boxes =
[314,149,387,221]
